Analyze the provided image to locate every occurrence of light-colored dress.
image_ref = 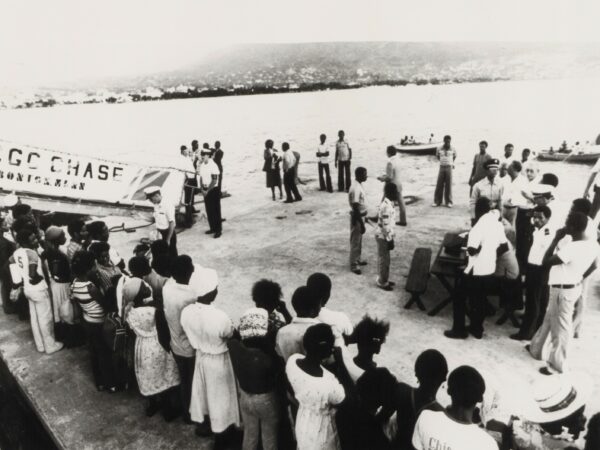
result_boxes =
[126,306,180,396]
[180,303,240,433]
[286,354,346,450]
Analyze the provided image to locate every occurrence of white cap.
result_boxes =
[190,266,219,297]
[143,186,161,196]
[2,194,19,208]
[530,184,554,196]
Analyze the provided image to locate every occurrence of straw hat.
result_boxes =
[524,373,592,424]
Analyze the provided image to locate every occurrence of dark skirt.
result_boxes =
[266,168,282,188]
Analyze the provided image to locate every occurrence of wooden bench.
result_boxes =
[404,247,432,311]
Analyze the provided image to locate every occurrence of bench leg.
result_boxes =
[405,294,426,311]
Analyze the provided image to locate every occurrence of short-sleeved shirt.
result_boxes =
[375,198,395,241]
[436,145,456,166]
[162,278,197,358]
[153,199,175,231]
[412,410,498,450]
[506,175,532,209]
[548,239,599,285]
[348,182,367,215]
[199,159,220,190]
[336,140,351,162]
[470,177,504,218]
[528,224,555,266]
[282,151,296,172]
[385,155,403,188]
[465,211,508,276]
[472,152,492,184]
[317,143,330,164]
[12,248,47,292]
[275,317,320,361]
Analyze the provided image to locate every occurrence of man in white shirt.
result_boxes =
[529,212,599,374]
[505,161,535,271]
[377,146,407,226]
[315,134,333,193]
[433,134,457,208]
[412,365,498,450]
[511,205,553,340]
[281,142,302,203]
[348,167,368,274]
[275,286,321,361]
[445,198,508,340]
[335,130,352,192]
[501,142,516,167]
[582,155,600,218]
[198,149,223,238]
[374,183,397,290]
[162,255,197,423]
[470,159,504,224]
[307,273,353,347]
[145,186,177,257]
[182,143,199,224]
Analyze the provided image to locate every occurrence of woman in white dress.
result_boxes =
[180,286,241,443]
[286,323,346,450]
[126,293,180,419]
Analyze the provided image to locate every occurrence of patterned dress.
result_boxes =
[126,306,180,396]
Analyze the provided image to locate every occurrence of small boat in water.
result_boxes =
[537,143,600,163]
[392,141,442,156]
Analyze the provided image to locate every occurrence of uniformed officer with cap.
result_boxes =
[469,158,504,224]
[145,186,177,257]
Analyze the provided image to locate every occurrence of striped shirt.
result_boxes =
[72,280,105,323]
[436,145,456,166]
[375,198,396,241]
[92,263,122,295]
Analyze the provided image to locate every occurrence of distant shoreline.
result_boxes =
[5,76,508,110]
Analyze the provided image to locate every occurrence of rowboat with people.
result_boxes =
[393,133,442,155]
[537,141,600,163]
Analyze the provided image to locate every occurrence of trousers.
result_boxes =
[530,285,581,373]
[376,237,390,285]
[283,171,302,202]
[82,320,115,387]
[239,389,280,450]
[318,163,333,192]
[518,264,549,338]
[573,277,589,337]
[451,274,490,334]
[515,208,533,272]
[25,288,61,353]
[349,217,363,269]
[396,183,407,224]
[158,229,178,258]
[337,161,351,191]
[173,353,195,421]
[204,187,222,233]
[434,166,453,205]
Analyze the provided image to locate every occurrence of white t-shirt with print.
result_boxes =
[412,410,498,450]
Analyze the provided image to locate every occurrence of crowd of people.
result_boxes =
[0,130,600,449]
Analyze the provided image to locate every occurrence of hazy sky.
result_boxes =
[2,0,600,88]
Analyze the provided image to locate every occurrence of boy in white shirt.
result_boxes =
[412,365,497,450]
[315,134,333,193]
[145,186,177,257]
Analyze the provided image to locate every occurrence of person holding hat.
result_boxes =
[180,274,240,441]
[510,373,592,449]
[412,365,497,450]
[228,308,283,450]
[145,186,178,257]
[529,212,599,375]
[198,149,223,238]
[432,134,456,208]
[470,158,504,223]
[41,226,74,324]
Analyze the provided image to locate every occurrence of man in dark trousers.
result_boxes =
[335,130,352,192]
[282,142,302,203]
[181,145,197,225]
[212,141,224,192]
[316,134,333,192]
[198,150,223,238]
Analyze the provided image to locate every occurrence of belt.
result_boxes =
[504,205,517,209]
[550,284,577,289]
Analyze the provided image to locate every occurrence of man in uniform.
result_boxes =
[198,149,223,238]
[145,186,178,257]
[470,159,503,225]
[348,167,368,275]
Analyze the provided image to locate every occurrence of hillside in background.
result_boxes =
[3,42,600,109]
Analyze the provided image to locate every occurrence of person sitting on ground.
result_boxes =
[9,228,64,355]
[125,260,180,421]
[275,286,322,361]
[510,373,591,450]
[66,219,86,262]
[285,323,346,450]
[390,349,448,450]
[228,308,284,450]
[71,250,115,391]
[180,277,241,444]
[307,272,353,347]
[343,315,390,382]
[88,241,122,299]
[251,279,292,338]
[412,365,497,450]
[42,226,74,324]
[336,367,396,450]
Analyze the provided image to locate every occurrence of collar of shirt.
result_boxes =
[291,317,320,324]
